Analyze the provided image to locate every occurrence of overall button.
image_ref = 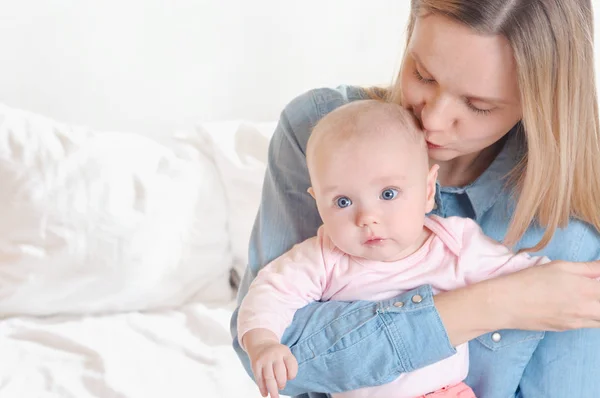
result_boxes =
[411,294,423,304]
[393,301,404,308]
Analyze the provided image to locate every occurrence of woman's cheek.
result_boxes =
[400,77,420,109]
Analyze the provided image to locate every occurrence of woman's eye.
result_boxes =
[413,68,435,84]
[335,196,352,208]
[465,98,494,116]
[380,188,398,201]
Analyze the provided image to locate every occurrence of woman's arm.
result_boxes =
[437,256,600,347]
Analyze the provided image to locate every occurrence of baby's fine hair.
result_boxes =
[306,100,425,164]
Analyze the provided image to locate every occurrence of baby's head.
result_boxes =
[306,100,438,262]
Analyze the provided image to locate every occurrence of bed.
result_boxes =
[0,104,274,398]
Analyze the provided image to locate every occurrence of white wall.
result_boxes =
[0,1,408,136]
[0,1,599,137]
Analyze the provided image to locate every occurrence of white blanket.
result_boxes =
[0,105,273,398]
[0,299,261,398]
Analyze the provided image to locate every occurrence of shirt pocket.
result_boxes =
[476,330,545,351]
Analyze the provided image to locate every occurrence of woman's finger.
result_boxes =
[583,276,600,300]
[571,261,600,278]
[584,295,600,323]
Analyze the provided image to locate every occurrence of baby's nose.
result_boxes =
[356,211,379,227]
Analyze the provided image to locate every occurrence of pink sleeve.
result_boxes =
[237,234,330,348]
[457,218,551,285]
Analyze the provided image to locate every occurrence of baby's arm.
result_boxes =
[456,218,551,284]
[238,234,330,397]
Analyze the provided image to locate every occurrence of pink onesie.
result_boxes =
[238,215,550,398]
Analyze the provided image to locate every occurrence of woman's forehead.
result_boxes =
[410,13,519,104]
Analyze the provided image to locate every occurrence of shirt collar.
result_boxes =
[440,124,525,220]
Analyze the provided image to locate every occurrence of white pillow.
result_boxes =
[0,105,233,316]
[197,121,275,279]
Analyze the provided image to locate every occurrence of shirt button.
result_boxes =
[411,294,423,304]
[393,301,404,308]
[491,332,502,343]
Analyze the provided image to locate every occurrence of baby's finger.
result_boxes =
[274,360,288,390]
[253,365,267,397]
[284,355,298,380]
[262,365,280,398]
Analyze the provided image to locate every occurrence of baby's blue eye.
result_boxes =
[335,196,352,208]
[381,188,398,200]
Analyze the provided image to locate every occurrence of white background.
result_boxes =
[0,0,598,137]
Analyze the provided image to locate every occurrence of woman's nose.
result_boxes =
[421,93,455,132]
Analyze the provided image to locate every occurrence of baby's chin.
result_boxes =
[358,252,405,262]
[337,244,404,263]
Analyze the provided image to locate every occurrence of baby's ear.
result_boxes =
[425,165,439,213]
[307,187,316,199]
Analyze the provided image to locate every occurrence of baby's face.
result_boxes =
[309,131,437,262]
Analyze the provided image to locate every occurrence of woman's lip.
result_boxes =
[426,141,442,149]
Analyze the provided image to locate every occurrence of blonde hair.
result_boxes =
[369,0,600,251]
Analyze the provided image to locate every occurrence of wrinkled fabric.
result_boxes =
[0,105,232,316]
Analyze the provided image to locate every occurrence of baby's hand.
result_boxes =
[244,330,298,398]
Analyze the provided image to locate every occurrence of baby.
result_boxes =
[238,100,549,398]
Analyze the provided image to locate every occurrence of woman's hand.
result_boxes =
[494,260,600,331]
[434,260,600,346]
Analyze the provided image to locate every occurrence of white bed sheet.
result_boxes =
[0,107,273,398]
[0,299,261,398]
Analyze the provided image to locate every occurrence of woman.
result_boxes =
[231,1,600,397]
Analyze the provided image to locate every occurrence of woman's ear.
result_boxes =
[307,187,315,199]
[425,164,439,213]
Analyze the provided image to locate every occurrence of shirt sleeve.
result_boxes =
[237,236,329,348]
[457,217,551,285]
[230,87,457,397]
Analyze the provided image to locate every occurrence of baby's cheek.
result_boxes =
[324,222,349,244]
[333,226,354,247]
[394,212,423,237]
[323,214,344,233]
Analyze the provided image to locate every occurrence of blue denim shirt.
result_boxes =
[230,85,600,398]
